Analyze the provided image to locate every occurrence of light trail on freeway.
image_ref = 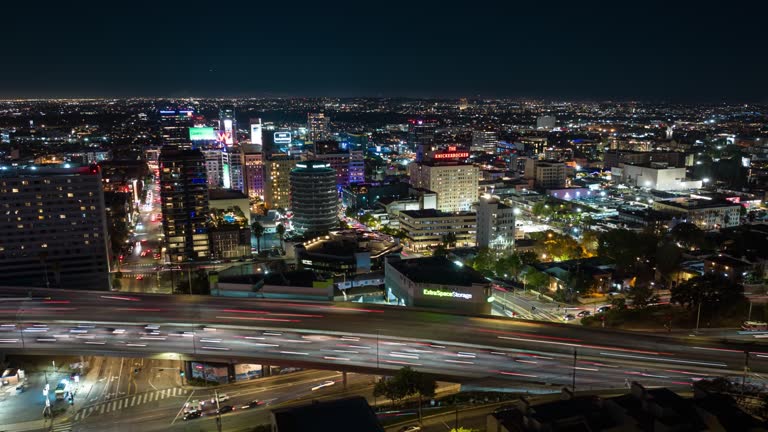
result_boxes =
[0,286,766,391]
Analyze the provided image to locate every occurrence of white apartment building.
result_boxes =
[476,195,515,250]
[408,162,479,213]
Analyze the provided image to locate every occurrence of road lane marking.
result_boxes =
[599,352,727,367]
[172,389,196,425]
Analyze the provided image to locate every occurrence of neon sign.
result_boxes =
[216,131,232,144]
[423,289,473,300]
[434,152,469,159]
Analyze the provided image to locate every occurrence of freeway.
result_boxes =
[0,287,766,392]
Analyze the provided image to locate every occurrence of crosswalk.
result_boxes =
[74,387,188,421]
[52,423,73,432]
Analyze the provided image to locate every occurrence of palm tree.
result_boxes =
[276,223,286,250]
[251,221,265,252]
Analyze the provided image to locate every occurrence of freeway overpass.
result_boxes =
[0,286,765,390]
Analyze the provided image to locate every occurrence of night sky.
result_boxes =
[2,1,766,102]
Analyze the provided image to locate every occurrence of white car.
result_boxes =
[311,380,335,391]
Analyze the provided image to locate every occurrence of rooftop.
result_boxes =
[400,209,474,218]
[271,396,383,432]
[209,189,248,201]
[387,256,488,286]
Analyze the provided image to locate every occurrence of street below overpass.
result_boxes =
[0,287,767,393]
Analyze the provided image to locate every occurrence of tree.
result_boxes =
[567,271,595,297]
[524,270,550,293]
[251,222,265,252]
[374,377,406,407]
[495,254,522,279]
[598,229,657,275]
[670,222,705,250]
[518,251,539,266]
[626,284,659,309]
[655,241,683,288]
[392,366,436,424]
[471,247,496,276]
[433,244,448,257]
[671,274,744,310]
[276,224,286,249]
[444,232,458,248]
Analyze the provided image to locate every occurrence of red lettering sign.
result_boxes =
[434,152,469,159]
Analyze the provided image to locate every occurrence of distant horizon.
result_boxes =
[0,95,764,106]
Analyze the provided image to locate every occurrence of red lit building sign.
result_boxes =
[434,146,469,159]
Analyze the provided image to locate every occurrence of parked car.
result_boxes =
[577,310,591,318]
[563,314,576,321]
[597,306,611,314]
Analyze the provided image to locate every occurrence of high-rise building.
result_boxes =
[159,149,210,262]
[408,161,479,213]
[307,113,330,142]
[222,147,244,192]
[536,115,556,130]
[264,154,299,209]
[290,161,338,235]
[471,130,499,153]
[202,149,223,189]
[476,195,515,250]
[407,119,437,162]
[242,144,264,199]
[308,140,364,187]
[250,118,263,145]
[524,159,567,189]
[0,165,111,290]
[219,105,236,146]
[159,108,195,148]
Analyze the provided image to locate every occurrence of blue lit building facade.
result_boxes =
[159,148,210,262]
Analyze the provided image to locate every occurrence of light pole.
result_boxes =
[695,301,702,334]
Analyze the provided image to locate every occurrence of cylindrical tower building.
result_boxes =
[290,160,338,234]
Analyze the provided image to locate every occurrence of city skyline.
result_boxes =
[1,2,766,102]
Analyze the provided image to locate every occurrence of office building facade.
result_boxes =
[264,154,299,209]
[398,209,476,251]
[407,161,479,212]
[0,165,111,290]
[524,159,567,189]
[407,119,437,162]
[476,195,515,250]
[307,112,330,142]
[471,130,499,153]
[242,144,264,199]
[159,149,210,262]
[159,108,194,148]
[290,160,338,234]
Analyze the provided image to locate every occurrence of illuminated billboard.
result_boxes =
[189,127,216,141]
[223,119,234,145]
[250,123,263,145]
[274,132,292,144]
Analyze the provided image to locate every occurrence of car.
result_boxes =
[577,310,591,318]
[563,314,576,321]
[217,405,234,414]
[399,426,422,432]
[211,393,229,403]
[311,380,335,391]
[597,306,611,314]
[183,411,202,421]
[241,400,263,409]
[15,385,24,394]
[135,275,144,280]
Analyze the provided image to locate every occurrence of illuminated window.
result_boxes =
[11,188,18,193]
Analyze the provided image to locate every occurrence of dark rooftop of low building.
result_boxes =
[271,396,384,432]
[387,256,488,286]
[209,189,248,200]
